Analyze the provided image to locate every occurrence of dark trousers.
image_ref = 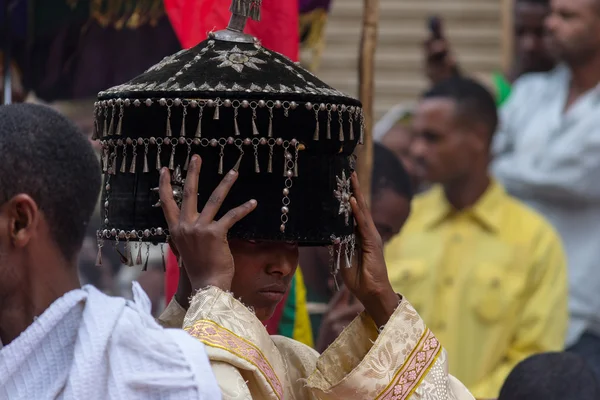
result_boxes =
[568,331,600,383]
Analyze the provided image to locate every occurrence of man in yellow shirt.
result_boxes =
[385,77,568,399]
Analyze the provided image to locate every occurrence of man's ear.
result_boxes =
[7,194,39,248]
[468,122,489,153]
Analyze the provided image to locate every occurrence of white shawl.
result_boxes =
[0,283,221,400]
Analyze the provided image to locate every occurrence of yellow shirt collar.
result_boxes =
[421,180,505,233]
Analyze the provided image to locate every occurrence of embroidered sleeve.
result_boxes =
[183,287,288,400]
[305,299,475,400]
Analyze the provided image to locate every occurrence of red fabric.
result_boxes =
[163,0,300,61]
[165,249,180,304]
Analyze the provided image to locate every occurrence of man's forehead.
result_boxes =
[515,3,549,22]
[415,98,456,124]
[551,0,597,12]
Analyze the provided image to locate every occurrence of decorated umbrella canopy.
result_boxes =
[1,0,180,103]
[299,0,332,72]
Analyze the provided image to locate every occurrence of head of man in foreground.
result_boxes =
[498,352,600,399]
[0,103,101,344]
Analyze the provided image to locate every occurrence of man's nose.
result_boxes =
[410,137,427,159]
[545,14,558,35]
[520,35,537,53]
[265,254,296,278]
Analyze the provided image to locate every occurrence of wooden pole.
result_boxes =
[500,0,514,74]
[356,0,379,206]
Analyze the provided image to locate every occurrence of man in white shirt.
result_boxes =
[0,104,221,399]
[492,0,600,380]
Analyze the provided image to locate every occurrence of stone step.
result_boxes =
[315,0,504,120]
[331,0,500,19]
[319,51,501,71]
[326,26,500,46]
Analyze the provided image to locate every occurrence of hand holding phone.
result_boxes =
[427,16,446,61]
[428,16,443,40]
[424,16,461,83]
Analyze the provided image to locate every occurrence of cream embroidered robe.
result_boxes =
[159,287,474,400]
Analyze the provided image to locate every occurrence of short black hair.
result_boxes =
[498,352,600,400]
[516,0,549,6]
[0,104,101,261]
[423,76,499,140]
[372,142,413,200]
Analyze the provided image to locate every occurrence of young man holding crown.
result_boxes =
[157,157,473,400]
[93,1,475,398]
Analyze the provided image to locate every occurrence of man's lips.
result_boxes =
[259,283,288,294]
[257,284,288,302]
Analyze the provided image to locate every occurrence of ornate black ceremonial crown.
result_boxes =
[93,0,362,269]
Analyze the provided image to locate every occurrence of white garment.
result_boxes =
[0,283,221,400]
[373,103,414,141]
[492,64,600,346]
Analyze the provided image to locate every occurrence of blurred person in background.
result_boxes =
[385,77,568,399]
[374,105,425,193]
[492,0,600,380]
[424,0,555,106]
[303,142,413,345]
[379,115,415,176]
[497,352,600,400]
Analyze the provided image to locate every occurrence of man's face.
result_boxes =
[514,2,555,73]
[229,239,298,321]
[410,99,474,185]
[546,0,600,64]
[371,188,411,244]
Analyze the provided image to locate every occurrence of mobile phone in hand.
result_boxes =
[428,16,444,40]
[427,16,446,61]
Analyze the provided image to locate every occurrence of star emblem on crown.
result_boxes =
[211,46,267,73]
[334,170,352,226]
[151,166,186,208]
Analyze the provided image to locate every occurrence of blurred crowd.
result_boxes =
[304,0,600,398]
[3,0,600,398]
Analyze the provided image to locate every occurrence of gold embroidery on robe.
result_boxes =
[186,319,284,399]
[160,287,476,400]
[377,328,442,400]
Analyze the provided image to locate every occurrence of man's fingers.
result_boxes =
[200,169,239,222]
[350,172,368,216]
[350,197,367,232]
[181,155,201,221]
[430,40,448,55]
[217,199,258,230]
[424,38,444,49]
[168,239,180,259]
[350,172,376,233]
[159,168,180,228]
